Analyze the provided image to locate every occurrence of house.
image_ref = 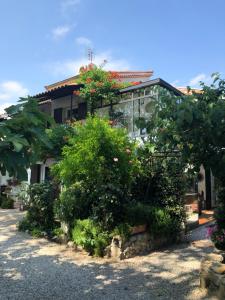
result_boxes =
[31,70,180,180]
[29,67,215,210]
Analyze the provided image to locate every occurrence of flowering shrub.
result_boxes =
[53,116,138,230]
[77,65,130,113]
[207,225,225,250]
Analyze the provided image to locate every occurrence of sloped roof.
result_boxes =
[176,87,202,95]
[120,78,183,96]
[44,70,153,91]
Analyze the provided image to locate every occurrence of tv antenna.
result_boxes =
[87,48,94,64]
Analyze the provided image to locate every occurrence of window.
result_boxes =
[78,102,87,120]
[111,101,133,133]
[54,108,63,123]
[67,108,78,119]
[67,103,87,121]
[45,167,51,182]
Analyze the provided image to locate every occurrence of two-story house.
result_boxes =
[29,68,215,211]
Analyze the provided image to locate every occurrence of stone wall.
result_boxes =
[109,231,171,260]
[200,252,225,299]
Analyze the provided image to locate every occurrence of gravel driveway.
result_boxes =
[0,209,217,300]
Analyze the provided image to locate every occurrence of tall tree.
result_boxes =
[149,74,225,182]
[0,97,52,180]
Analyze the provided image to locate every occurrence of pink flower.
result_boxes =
[113,157,118,162]
[206,225,217,238]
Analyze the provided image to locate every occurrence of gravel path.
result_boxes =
[0,209,217,300]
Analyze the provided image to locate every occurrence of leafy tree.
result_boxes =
[38,123,75,161]
[147,74,225,181]
[0,97,52,180]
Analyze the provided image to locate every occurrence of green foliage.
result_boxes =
[38,124,74,160]
[20,182,58,232]
[110,223,131,241]
[18,217,32,232]
[53,116,138,230]
[0,195,14,209]
[126,203,155,226]
[210,227,225,251]
[147,74,225,229]
[31,228,43,238]
[126,203,182,240]
[152,74,225,180]
[18,182,29,208]
[132,144,186,208]
[72,219,110,256]
[77,65,129,113]
[54,183,91,229]
[52,227,64,238]
[0,97,53,180]
[129,143,186,238]
[150,207,180,238]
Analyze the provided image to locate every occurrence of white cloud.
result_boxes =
[52,25,72,40]
[76,36,92,47]
[171,80,179,86]
[49,51,131,77]
[0,81,29,113]
[189,73,212,87]
[61,0,80,15]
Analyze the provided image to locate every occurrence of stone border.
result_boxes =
[110,231,172,260]
[200,252,225,299]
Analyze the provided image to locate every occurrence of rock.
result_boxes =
[67,241,77,249]
[104,245,111,258]
[205,253,224,262]
[208,269,223,287]
[200,252,225,298]
[217,279,225,300]
[129,235,137,243]
[200,273,210,289]
[214,265,225,274]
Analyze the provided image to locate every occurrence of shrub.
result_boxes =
[126,203,182,240]
[210,186,225,250]
[111,223,131,241]
[18,182,30,208]
[53,116,138,230]
[19,182,58,233]
[54,183,90,230]
[72,219,110,256]
[210,226,225,251]
[131,145,186,209]
[0,196,14,209]
[52,227,64,238]
[31,228,43,238]
[18,217,32,232]
[126,202,154,226]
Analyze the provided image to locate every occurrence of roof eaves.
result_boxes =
[120,78,184,96]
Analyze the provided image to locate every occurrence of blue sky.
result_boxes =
[0,0,225,112]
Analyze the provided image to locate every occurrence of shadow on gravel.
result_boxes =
[0,210,214,300]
